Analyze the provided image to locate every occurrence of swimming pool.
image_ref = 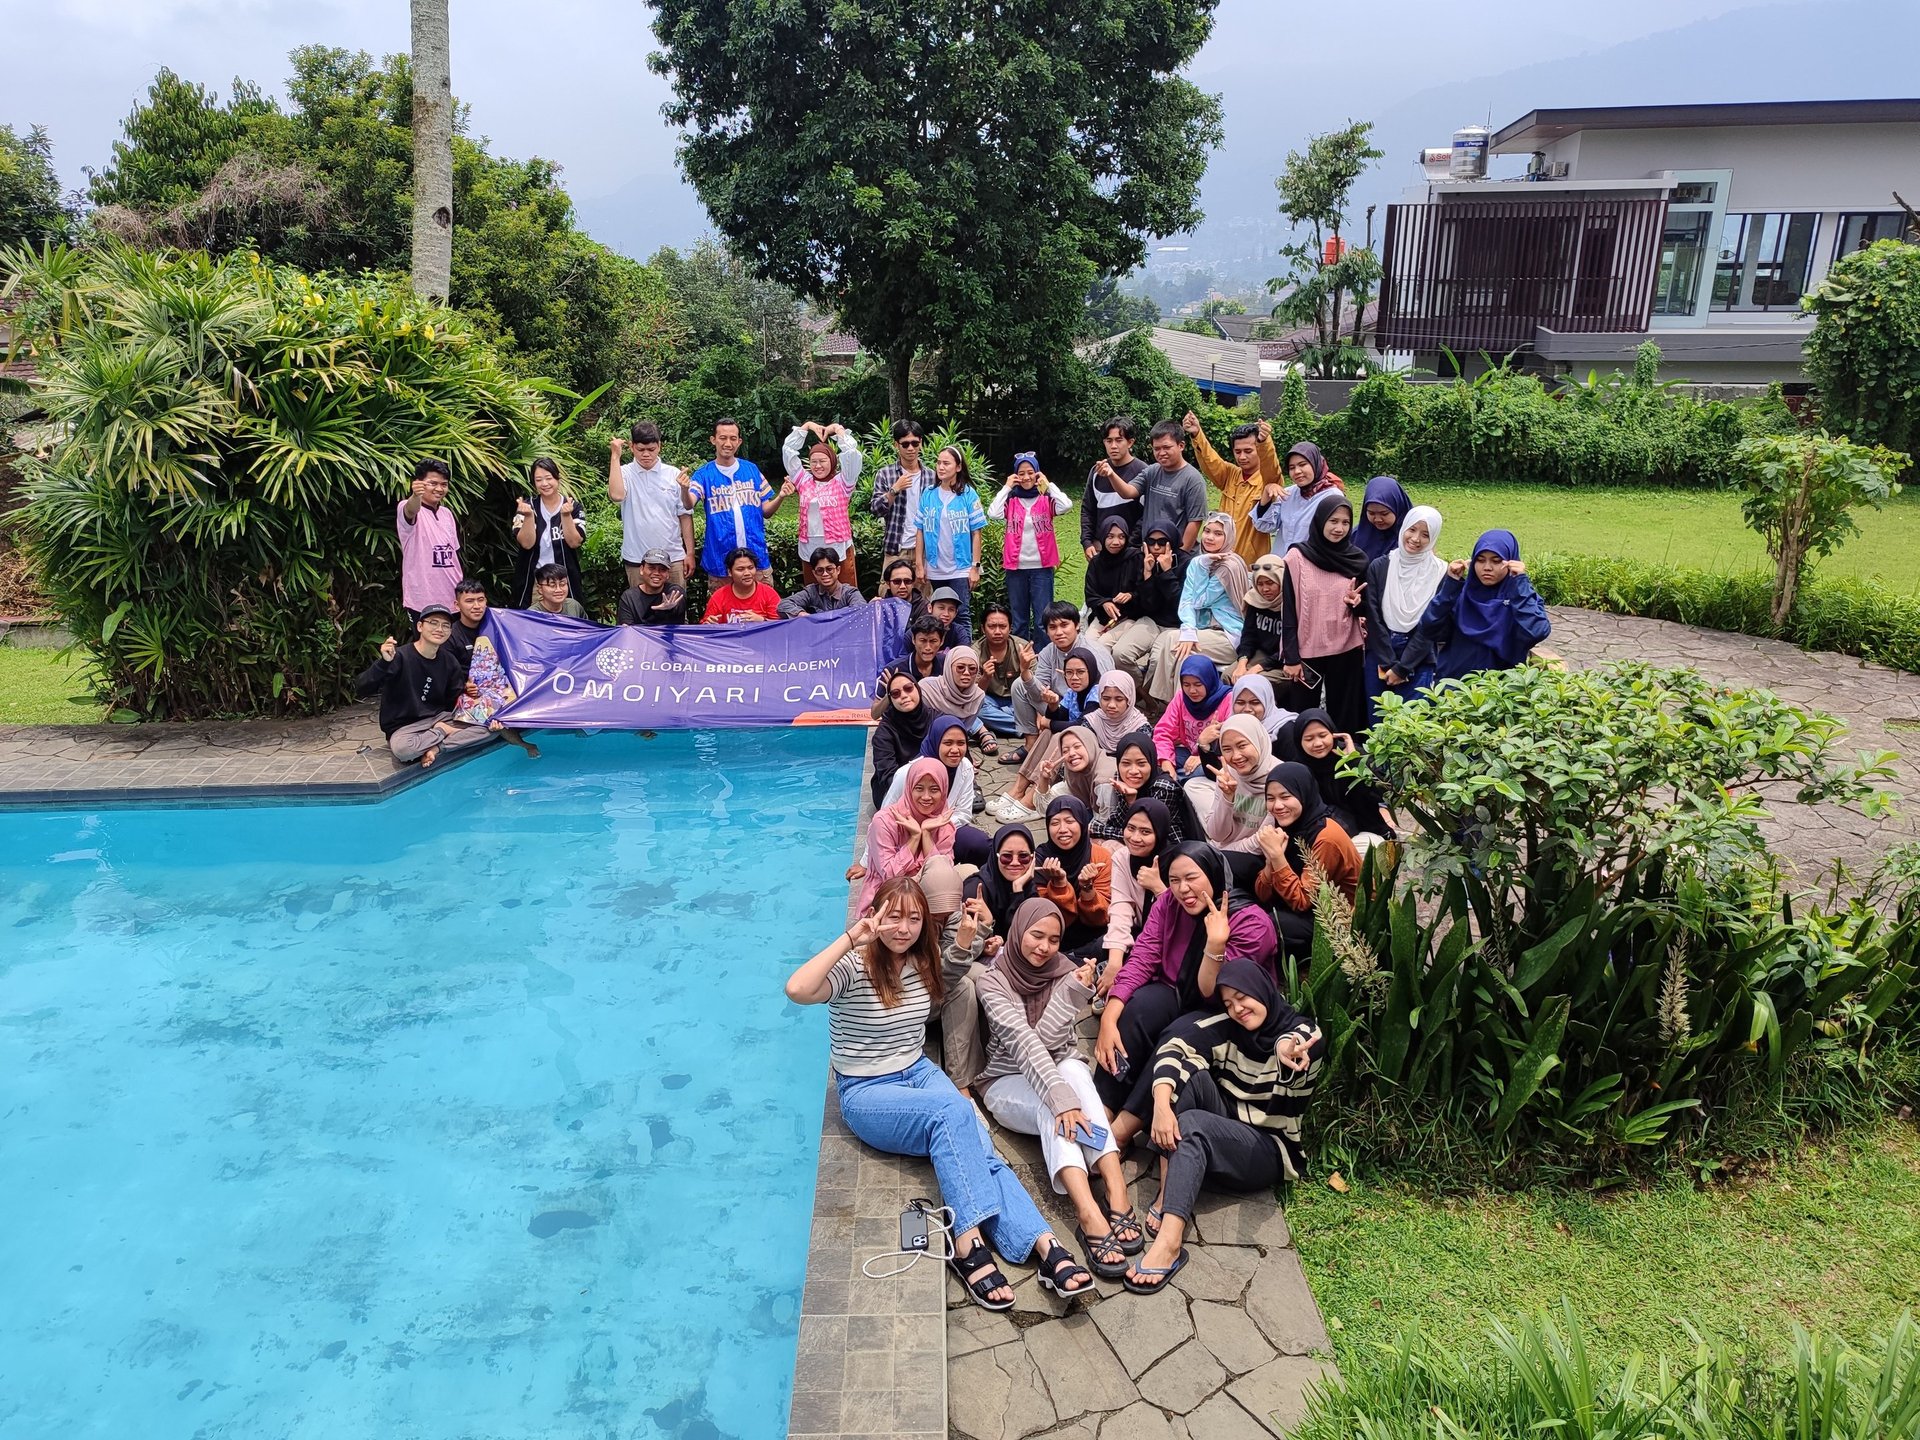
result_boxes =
[0,728,863,1439]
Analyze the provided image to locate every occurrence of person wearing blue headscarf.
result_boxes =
[1353,476,1414,563]
[1419,529,1551,681]
[1151,654,1234,779]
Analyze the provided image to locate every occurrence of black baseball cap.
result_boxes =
[416,604,455,622]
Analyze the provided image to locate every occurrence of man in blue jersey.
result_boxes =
[686,417,792,581]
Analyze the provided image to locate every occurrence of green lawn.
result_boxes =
[1291,1117,1920,1369]
[0,646,103,725]
[1051,485,1920,604]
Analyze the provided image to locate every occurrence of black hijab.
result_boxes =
[1120,797,1179,879]
[1294,491,1370,582]
[1063,646,1103,705]
[1170,841,1229,1011]
[1086,516,1140,608]
[1264,761,1331,870]
[1036,795,1093,876]
[979,821,1037,934]
[878,674,931,751]
[1214,957,1291,1061]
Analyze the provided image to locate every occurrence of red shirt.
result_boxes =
[702,582,783,625]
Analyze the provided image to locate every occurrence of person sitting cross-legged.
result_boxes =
[615,548,690,625]
[354,606,500,768]
[1107,959,1323,1294]
[779,546,868,616]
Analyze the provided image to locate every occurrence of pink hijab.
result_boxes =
[857,758,956,909]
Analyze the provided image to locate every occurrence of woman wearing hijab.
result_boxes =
[1253,762,1362,955]
[1091,731,1192,846]
[1084,516,1143,645]
[1107,958,1323,1294]
[1420,529,1552,681]
[1363,504,1445,721]
[1148,513,1249,703]
[1229,673,1292,744]
[976,897,1144,1280]
[1277,708,1392,841]
[1033,795,1112,948]
[859,758,958,910]
[786,878,1093,1309]
[975,822,1040,943]
[1249,440,1344,558]
[1280,492,1371,739]
[1098,795,1183,979]
[1353,475,1414,564]
[852,718,979,885]
[1230,553,1294,696]
[1091,842,1279,1111]
[869,671,931,809]
[991,649,1104,822]
[1185,714,1276,854]
[918,644,992,754]
[1152,654,1234,780]
[1085,670,1150,756]
[1053,724,1111,817]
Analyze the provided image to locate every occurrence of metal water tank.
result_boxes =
[1419,147,1453,181]
[1450,125,1490,180]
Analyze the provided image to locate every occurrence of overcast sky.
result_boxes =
[11,0,1779,213]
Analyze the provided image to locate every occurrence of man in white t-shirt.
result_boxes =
[608,420,697,590]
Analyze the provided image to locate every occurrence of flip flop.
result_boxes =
[1142,1204,1165,1239]
[1106,1209,1146,1256]
[1121,1248,1189,1295]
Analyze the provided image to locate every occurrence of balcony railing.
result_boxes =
[1376,196,1669,354]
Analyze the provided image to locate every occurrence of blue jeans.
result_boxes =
[932,575,973,647]
[1004,567,1056,644]
[978,693,1021,737]
[835,1057,1050,1261]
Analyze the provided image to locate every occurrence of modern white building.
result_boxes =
[1375,99,1920,383]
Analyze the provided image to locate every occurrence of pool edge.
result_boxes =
[786,742,949,1440]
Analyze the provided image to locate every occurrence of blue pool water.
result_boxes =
[0,728,863,1440]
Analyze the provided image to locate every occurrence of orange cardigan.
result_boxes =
[1038,850,1112,930]
[1254,821,1360,912]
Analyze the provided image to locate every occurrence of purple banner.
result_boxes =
[477,602,907,729]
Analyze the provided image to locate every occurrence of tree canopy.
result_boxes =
[648,0,1223,417]
[0,123,74,249]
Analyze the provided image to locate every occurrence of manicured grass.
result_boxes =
[0,646,103,725]
[1290,1117,1920,1368]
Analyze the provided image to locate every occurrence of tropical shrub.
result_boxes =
[1804,236,1920,461]
[1294,1306,1920,1440]
[1529,553,1920,676]
[1303,662,1908,1172]
[4,242,551,717]
[1732,430,1906,623]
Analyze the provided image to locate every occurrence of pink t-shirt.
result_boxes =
[396,499,463,611]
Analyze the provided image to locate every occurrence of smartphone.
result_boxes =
[1070,1120,1109,1149]
[899,1205,930,1253]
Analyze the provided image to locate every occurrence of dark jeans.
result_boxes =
[1093,981,1186,1112]
[1128,1069,1286,1225]
[1005,567,1056,644]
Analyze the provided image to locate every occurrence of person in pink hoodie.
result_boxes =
[1151,655,1234,780]
[988,452,1073,643]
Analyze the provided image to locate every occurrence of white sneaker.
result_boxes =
[998,796,1041,822]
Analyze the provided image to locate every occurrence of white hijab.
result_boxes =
[1382,504,1448,634]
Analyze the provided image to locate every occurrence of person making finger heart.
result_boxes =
[1278,491,1371,738]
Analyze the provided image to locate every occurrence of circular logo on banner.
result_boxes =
[596,649,637,679]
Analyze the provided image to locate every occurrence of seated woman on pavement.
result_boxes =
[1185,713,1276,856]
[867,672,929,810]
[991,647,1102,822]
[1277,707,1393,842]
[1092,842,1278,1113]
[975,897,1146,1282]
[1090,730,1193,846]
[1107,959,1323,1295]
[849,717,979,887]
[1031,796,1112,954]
[1152,655,1234,781]
[1097,797,1183,996]
[857,758,957,911]
[917,645,994,758]
[1250,762,1361,957]
[785,878,1093,1310]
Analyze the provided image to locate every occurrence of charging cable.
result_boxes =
[861,1197,955,1278]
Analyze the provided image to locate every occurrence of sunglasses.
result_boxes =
[998,850,1032,864]
[1146,538,1172,548]
[897,439,923,448]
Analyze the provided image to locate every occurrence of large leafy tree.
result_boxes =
[1266,121,1383,378]
[0,124,75,249]
[648,0,1223,418]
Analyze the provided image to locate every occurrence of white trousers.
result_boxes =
[981,1056,1120,1193]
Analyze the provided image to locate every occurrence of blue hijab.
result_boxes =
[1178,654,1231,719]
[919,713,967,760]
[1454,529,1529,666]
[1354,476,1413,561]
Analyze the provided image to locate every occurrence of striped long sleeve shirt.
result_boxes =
[975,970,1097,1114]
[1150,1009,1323,1175]
[826,915,984,1077]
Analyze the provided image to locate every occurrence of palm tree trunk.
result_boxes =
[410,0,453,302]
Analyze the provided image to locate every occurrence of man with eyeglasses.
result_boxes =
[878,558,928,625]
[1104,524,1188,687]
[870,418,930,583]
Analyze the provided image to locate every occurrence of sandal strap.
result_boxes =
[952,1240,1010,1299]
[1041,1240,1092,1285]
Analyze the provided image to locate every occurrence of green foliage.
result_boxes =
[0,124,74,250]
[1293,1306,1920,1440]
[1304,662,1907,1173]
[1734,430,1907,624]
[1804,237,1920,459]
[1267,121,1384,378]
[1529,552,1920,675]
[4,242,550,718]
[1079,275,1161,340]
[647,0,1223,413]
[650,238,809,381]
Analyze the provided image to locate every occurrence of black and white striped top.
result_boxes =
[827,917,983,1077]
[1151,1010,1322,1176]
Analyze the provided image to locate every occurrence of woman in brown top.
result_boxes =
[1253,762,1360,958]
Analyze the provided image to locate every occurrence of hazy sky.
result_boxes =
[11,0,1771,211]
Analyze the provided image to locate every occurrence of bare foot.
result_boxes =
[420,745,441,769]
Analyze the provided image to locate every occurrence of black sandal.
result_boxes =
[1075,1225,1129,1280]
[949,1237,1015,1311]
[975,732,999,756]
[1106,1209,1146,1255]
[1034,1239,1095,1297]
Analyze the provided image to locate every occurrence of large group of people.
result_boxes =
[369,405,1557,1306]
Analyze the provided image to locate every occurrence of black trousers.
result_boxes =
[1126,1069,1285,1225]
[1272,906,1314,957]
[1093,981,1185,1112]
[1304,646,1369,740]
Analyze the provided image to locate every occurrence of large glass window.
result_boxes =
[1835,211,1917,259]
[1653,211,1713,316]
[1712,212,1818,311]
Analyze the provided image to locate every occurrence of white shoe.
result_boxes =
[998,796,1041,822]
